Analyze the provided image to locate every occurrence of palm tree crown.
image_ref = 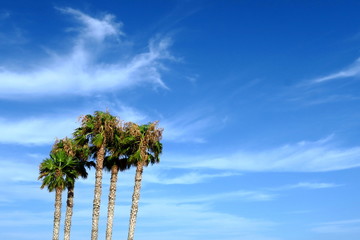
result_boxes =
[51,137,93,240]
[73,111,121,240]
[39,150,78,192]
[126,121,163,240]
[39,150,79,240]
[126,121,163,167]
[74,111,120,151]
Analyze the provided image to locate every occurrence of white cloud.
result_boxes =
[114,105,147,123]
[3,111,360,173]
[0,104,145,145]
[0,116,77,145]
[168,136,360,172]
[0,10,10,20]
[161,112,213,143]
[0,8,172,99]
[311,58,360,83]
[0,159,39,182]
[0,11,27,46]
[302,94,360,105]
[0,155,279,240]
[184,190,275,202]
[58,7,123,42]
[0,187,280,240]
[0,102,210,145]
[92,99,148,123]
[312,219,360,233]
[271,182,341,190]
[144,170,239,184]
[0,210,52,226]
[131,200,279,240]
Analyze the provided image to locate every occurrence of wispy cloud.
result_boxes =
[0,10,10,19]
[0,99,149,145]
[58,7,123,42]
[0,116,77,145]
[0,211,52,227]
[0,103,211,145]
[1,154,279,240]
[302,94,360,105]
[0,10,27,46]
[312,219,360,233]
[0,191,280,240]
[144,170,240,185]
[4,113,360,173]
[130,196,279,240]
[271,182,341,191]
[0,159,39,183]
[188,190,276,202]
[311,58,360,84]
[90,99,148,123]
[168,136,360,172]
[161,111,213,143]
[0,8,172,99]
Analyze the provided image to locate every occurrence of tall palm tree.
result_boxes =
[126,121,163,240]
[52,138,93,240]
[39,150,78,240]
[104,154,129,240]
[104,122,139,240]
[74,111,120,240]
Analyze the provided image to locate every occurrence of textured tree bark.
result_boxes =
[127,163,144,240]
[64,186,74,240]
[105,165,119,240]
[91,144,105,240]
[53,188,62,240]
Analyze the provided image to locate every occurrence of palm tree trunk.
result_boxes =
[91,143,105,240]
[105,165,119,240]
[53,187,62,240]
[127,163,144,240]
[64,186,74,240]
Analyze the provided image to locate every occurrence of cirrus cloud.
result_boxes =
[0,8,172,99]
[168,136,360,172]
[311,58,360,84]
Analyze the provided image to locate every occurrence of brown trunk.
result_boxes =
[91,143,105,240]
[127,163,144,240]
[105,165,119,240]
[63,186,74,240]
[53,188,62,240]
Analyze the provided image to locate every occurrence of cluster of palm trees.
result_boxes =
[38,111,163,240]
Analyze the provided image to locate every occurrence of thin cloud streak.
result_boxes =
[0,8,172,99]
[133,202,279,240]
[311,58,360,84]
[168,136,360,172]
[270,182,341,191]
[58,7,123,42]
[312,219,360,233]
[161,112,213,143]
[0,117,77,145]
[144,171,240,185]
[0,104,210,145]
[0,10,10,19]
[4,113,360,173]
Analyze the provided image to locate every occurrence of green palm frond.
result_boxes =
[39,146,91,192]
[73,111,121,164]
[93,134,104,147]
[124,121,163,167]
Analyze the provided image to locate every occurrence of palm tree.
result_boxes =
[74,111,120,240]
[39,150,78,240]
[126,121,163,240]
[104,154,129,240]
[52,138,93,240]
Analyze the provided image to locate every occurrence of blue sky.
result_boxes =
[1,0,360,239]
